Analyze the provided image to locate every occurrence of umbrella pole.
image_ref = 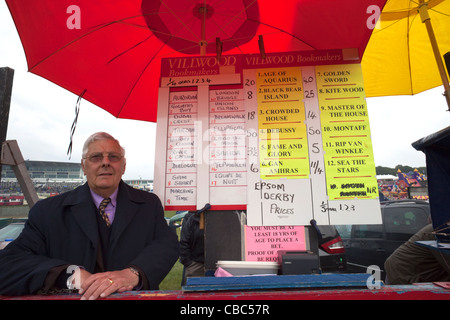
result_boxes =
[200,4,207,56]
[419,1,450,111]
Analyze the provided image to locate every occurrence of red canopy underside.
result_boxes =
[6,0,386,122]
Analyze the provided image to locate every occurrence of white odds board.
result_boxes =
[154,50,382,226]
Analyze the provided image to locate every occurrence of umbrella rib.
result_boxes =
[374,0,448,96]
[371,17,405,36]
[109,29,200,66]
[30,12,203,70]
[428,3,450,17]
[145,27,198,44]
[116,32,199,117]
[145,10,202,45]
[28,14,160,71]
[159,0,202,42]
[407,1,414,95]
[116,46,163,118]
[107,35,153,64]
[254,20,317,50]
[117,10,246,117]
[207,0,258,40]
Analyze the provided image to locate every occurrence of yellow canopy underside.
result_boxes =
[362,0,450,97]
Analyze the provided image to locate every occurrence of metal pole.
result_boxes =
[418,1,450,111]
[0,67,15,183]
[199,4,207,56]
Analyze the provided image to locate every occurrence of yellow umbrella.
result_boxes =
[362,0,450,109]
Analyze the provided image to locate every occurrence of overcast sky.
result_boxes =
[1,3,449,180]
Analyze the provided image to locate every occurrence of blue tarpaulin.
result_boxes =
[412,126,450,243]
[183,273,374,292]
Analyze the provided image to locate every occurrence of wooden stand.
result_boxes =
[1,140,39,208]
[1,67,39,208]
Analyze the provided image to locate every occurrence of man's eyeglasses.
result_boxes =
[84,152,123,163]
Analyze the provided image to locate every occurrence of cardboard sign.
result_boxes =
[245,225,306,262]
[256,67,309,179]
[165,91,198,208]
[316,64,378,200]
[209,88,247,207]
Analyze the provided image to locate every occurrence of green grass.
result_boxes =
[159,211,184,290]
[159,260,184,290]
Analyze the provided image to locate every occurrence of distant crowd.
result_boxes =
[0,181,83,195]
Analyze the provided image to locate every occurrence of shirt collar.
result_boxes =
[90,187,118,209]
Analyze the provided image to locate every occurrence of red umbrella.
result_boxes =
[5,0,387,122]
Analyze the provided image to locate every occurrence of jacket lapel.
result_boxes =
[64,181,143,269]
[64,183,99,247]
[108,182,140,251]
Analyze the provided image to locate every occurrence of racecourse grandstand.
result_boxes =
[1,160,84,199]
[1,160,153,201]
[1,160,84,182]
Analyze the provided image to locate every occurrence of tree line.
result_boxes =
[376,165,427,176]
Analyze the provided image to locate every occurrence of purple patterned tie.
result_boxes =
[98,198,111,227]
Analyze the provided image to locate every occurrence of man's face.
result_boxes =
[81,139,126,197]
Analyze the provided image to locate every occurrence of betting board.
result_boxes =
[154,49,382,226]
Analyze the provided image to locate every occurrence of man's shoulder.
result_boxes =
[31,184,88,212]
[120,181,161,203]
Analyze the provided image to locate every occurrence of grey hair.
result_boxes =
[81,132,125,158]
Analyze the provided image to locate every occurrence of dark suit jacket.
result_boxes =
[0,181,179,295]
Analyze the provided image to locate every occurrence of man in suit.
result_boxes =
[0,132,179,299]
